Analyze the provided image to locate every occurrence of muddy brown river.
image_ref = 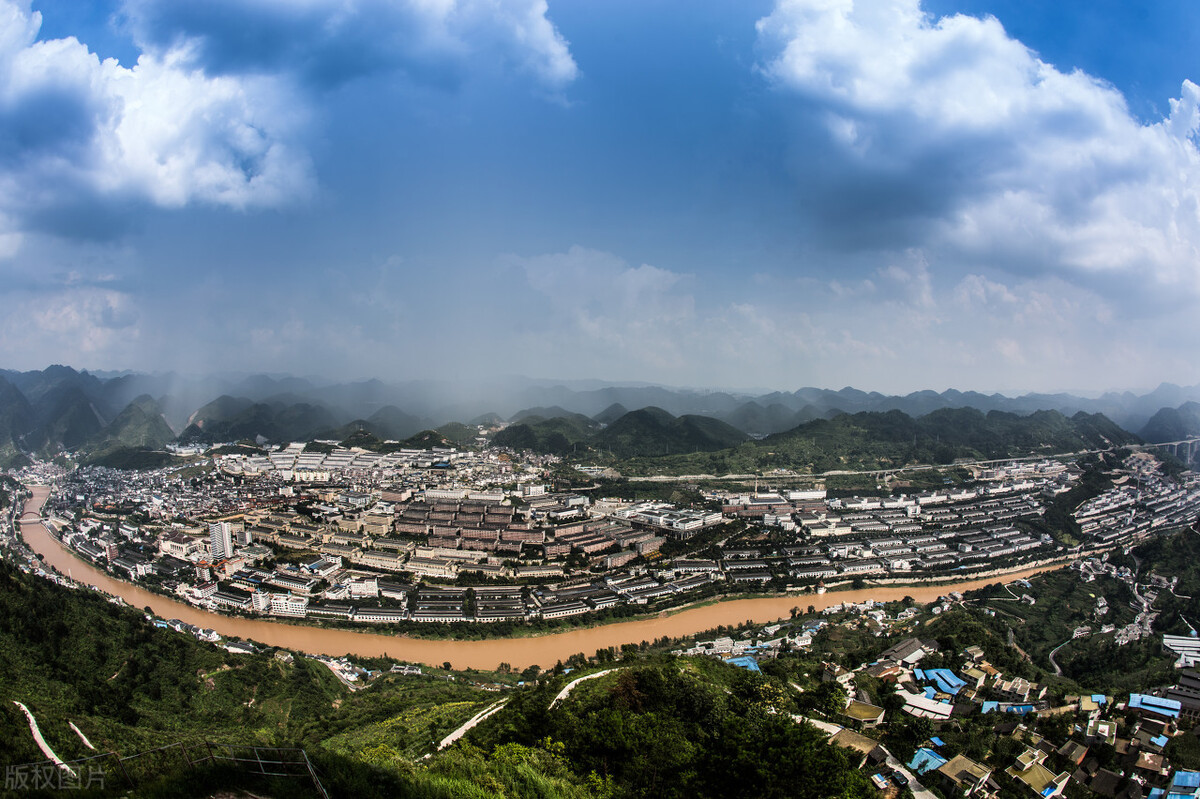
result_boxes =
[18,486,1063,669]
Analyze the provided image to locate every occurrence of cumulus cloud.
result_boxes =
[756,0,1200,299]
[0,0,577,251]
[119,0,578,91]
[0,0,312,244]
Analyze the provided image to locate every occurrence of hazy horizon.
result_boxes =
[4,361,1193,405]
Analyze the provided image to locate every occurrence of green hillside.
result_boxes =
[180,401,340,445]
[436,421,481,447]
[367,404,426,439]
[0,559,579,797]
[722,401,805,436]
[185,394,256,428]
[0,557,878,798]
[1140,401,1200,443]
[611,407,1138,476]
[592,402,628,424]
[493,414,600,454]
[28,385,106,453]
[0,376,34,467]
[494,407,748,459]
[87,395,176,452]
[467,660,873,799]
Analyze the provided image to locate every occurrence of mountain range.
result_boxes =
[1,365,1198,467]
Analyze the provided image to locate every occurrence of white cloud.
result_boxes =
[497,241,1196,392]
[0,0,578,253]
[0,0,312,244]
[757,0,1200,299]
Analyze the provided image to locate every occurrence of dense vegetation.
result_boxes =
[468,660,875,799]
[493,413,598,455]
[179,400,339,445]
[0,558,517,795]
[81,447,180,470]
[608,407,1137,476]
[493,406,749,459]
[1140,400,1200,443]
[0,557,880,798]
[87,395,176,453]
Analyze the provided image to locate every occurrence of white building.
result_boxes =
[209,522,234,561]
[270,593,309,617]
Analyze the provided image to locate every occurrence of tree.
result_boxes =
[811,681,848,717]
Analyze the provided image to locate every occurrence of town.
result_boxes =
[7,440,1199,634]
[6,438,1200,798]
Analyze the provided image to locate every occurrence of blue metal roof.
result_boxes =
[930,736,946,747]
[924,668,967,696]
[1174,771,1200,789]
[1129,694,1182,718]
[907,748,948,775]
[726,656,761,672]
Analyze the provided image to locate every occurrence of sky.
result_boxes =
[1,0,1199,395]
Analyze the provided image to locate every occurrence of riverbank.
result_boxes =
[16,485,1067,669]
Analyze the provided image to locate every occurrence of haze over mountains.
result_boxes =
[2,365,1199,466]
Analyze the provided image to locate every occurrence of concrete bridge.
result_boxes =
[1147,438,1200,464]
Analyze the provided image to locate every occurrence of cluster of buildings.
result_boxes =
[706,486,1057,586]
[215,442,535,493]
[1074,454,1200,546]
[17,443,1200,631]
[667,535,1200,799]
[887,594,1200,798]
[689,593,1200,799]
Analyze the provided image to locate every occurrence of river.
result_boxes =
[17,486,1063,670]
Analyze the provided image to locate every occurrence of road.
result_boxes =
[13,701,75,776]
[1047,640,1069,676]
[623,448,1114,482]
[436,700,509,751]
[549,668,620,708]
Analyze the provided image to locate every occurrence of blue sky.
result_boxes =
[2,0,1199,394]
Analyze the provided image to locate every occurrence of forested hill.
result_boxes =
[0,363,1167,468]
[1140,401,1200,443]
[0,559,875,798]
[466,661,874,799]
[606,407,1138,476]
[493,406,749,458]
